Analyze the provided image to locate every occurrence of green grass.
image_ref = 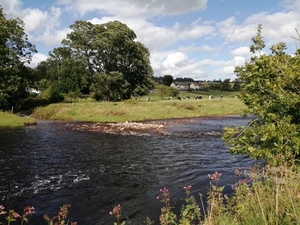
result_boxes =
[200,165,300,225]
[0,111,36,127]
[32,95,246,122]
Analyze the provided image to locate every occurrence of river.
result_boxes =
[0,116,257,224]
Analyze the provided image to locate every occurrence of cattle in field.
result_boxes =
[177,96,181,101]
[209,95,215,99]
[195,95,202,100]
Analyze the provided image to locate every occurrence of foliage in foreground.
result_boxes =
[223,24,300,166]
[2,165,300,225]
[109,165,300,225]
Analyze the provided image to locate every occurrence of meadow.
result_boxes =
[0,111,36,127]
[32,91,244,122]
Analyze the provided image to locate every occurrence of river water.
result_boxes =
[0,116,257,224]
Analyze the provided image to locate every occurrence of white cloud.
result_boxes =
[22,8,49,32]
[34,27,71,46]
[231,46,251,57]
[0,0,22,18]
[26,53,48,68]
[57,0,208,18]
[215,56,246,80]
[162,52,188,69]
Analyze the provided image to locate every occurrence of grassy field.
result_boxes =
[32,91,245,122]
[0,111,36,127]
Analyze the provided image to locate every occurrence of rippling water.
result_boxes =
[0,116,257,224]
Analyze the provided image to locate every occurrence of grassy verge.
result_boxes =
[32,96,246,122]
[0,111,36,127]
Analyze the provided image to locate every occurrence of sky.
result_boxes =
[1,0,300,81]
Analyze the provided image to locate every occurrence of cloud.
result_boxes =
[26,53,48,68]
[33,27,71,47]
[57,0,208,18]
[231,46,251,57]
[215,56,246,80]
[162,52,188,68]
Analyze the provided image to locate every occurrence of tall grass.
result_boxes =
[200,165,300,225]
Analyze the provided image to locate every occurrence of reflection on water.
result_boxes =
[0,116,257,224]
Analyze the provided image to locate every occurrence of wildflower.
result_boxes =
[110,205,122,225]
[183,185,192,192]
[110,204,121,216]
[0,205,6,215]
[208,171,222,181]
[10,210,21,219]
[160,187,169,196]
[58,204,71,220]
[24,206,35,216]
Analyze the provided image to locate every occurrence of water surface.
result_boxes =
[0,116,256,224]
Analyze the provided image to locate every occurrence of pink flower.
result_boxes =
[183,185,192,192]
[160,187,169,195]
[0,205,6,215]
[24,206,35,215]
[208,171,222,181]
[11,211,21,219]
[110,204,121,216]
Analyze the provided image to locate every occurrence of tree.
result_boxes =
[62,20,154,101]
[0,7,37,110]
[91,72,130,101]
[220,78,231,91]
[232,79,241,91]
[46,47,88,94]
[156,85,179,99]
[223,25,300,166]
[162,75,173,86]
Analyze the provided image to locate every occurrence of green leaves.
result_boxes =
[61,20,154,101]
[223,24,300,166]
[0,7,36,110]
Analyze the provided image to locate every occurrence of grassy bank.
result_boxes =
[0,111,36,127]
[32,96,246,122]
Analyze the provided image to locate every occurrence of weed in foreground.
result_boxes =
[44,204,77,225]
[0,206,35,225]
[2,165,300,225]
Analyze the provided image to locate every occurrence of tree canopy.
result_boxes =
[55,20,155,101]
[0,7,37,110]
[223,24,300,166]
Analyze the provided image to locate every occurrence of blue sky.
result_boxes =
[1,0,300,81]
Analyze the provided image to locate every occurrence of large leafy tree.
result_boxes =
[62,20,154,101]
[162,75,174,86]
[0,7,37,110]
[223,25,300,166]
[46,47,88,94]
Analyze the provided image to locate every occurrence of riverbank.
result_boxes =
[0,97,246,128]
[32,97,246,123]
[0,111,36,127]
